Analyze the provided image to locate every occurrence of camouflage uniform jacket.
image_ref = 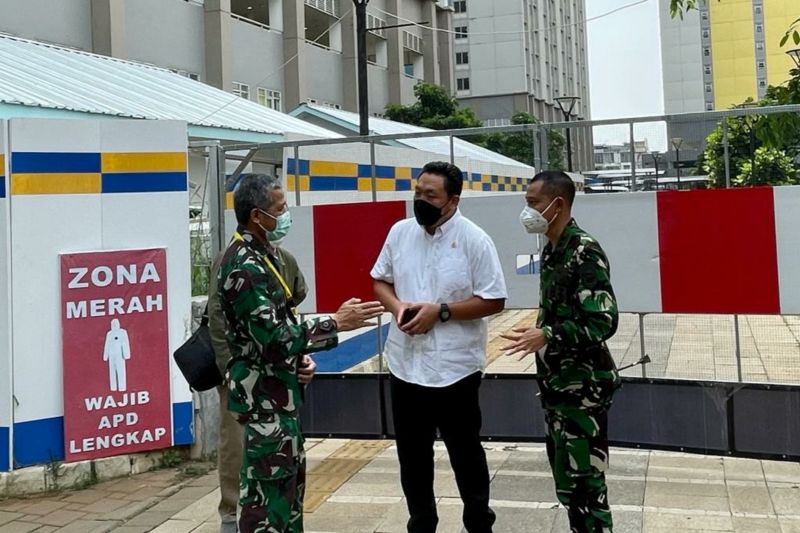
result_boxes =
[218,228,337,423]
[535,219,621,410]
[209,245,309,376]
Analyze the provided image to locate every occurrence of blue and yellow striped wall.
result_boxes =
[284,158,529,193]
[9,152,187,195]
[468,172,529,192]
[0,154,6,198]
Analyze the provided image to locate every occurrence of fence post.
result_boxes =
[208,144,226,259]
[639,313,647,378]
[734,315,743,382]
[370,140,377,203]
[293,145,301,207]
[629,122,637,192]
[723,120,731,188]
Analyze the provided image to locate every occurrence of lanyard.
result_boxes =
[233,231,293,301]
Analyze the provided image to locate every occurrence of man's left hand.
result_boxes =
[400,303,440,336]
[500,327,547,360]
[298,355,317,385]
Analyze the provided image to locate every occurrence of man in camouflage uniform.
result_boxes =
[209,210,310,532]
[502,170,620,533]
[218,174,383,533]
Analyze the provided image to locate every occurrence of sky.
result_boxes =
[585,0,669,151]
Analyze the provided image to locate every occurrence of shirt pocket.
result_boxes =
[242,416,303,480]
[437,253,472,301]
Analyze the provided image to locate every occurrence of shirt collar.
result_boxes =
[552,218,579,254]
[427,209,461,238]
[236,225,275,257]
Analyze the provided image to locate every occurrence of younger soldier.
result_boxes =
[501,170,620,533]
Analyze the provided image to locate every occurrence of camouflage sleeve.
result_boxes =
[224,264,338,362]
[542,242,618,346]
[207,252,232,374]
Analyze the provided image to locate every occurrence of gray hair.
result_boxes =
[233,173,281,225]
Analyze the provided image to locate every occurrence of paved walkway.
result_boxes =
[2,439,800,533]
[350,310,800,385]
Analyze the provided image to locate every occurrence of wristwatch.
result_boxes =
[439,303,451,323]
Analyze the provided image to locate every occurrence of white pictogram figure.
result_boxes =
[103,319,131,391]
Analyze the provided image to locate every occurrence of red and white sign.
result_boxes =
[60,248,172,461]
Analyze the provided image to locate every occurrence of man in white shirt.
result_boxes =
[371,161,508,533]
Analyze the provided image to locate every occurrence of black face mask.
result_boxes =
[414,199,446,227]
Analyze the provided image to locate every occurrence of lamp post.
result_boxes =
[787,48,800,68]
[554,96,580,172]
[353,0,370,136]
[354,0,427,136]
[671,137,684,189]
[650,151,661,191]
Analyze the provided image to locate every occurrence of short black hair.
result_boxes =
[418,161,463,197]
[233,174,280,226]
[529,170,576,207]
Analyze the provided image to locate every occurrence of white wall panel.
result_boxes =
[774,186,800,314]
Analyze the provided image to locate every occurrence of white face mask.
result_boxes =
[520,198,558,234]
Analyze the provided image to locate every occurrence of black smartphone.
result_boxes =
[399,307,419,327]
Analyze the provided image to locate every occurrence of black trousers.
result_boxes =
[390,372,496,533]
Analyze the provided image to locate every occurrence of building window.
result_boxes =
[705,83,712,93]
[455,26,468,39]
[703,48,710,57]
[702,30,709,38]
[456,77,470,91]
[169,68,199,81]
[456,51,469,65]
[756,24,763,33]
[454,0,466,13]
[706,103,714,111]
[232,81,250,99]
[755,6,762,14]
[701,11,708,20]
[756,42,764,50]
[257,88,282,111]
[704,66,712,75]
[231,0,269,26]
[757,61,765,69]
[759,80,767,88]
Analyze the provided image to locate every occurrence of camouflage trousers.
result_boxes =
[238,415,306,533]
[545,408,613,533]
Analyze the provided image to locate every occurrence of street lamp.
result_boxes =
[353,0,370,136]
[787,48,800,69]
[650,151,661,191]
[354,0,427,136]
[671,138,684,189]
[554,96,580,172]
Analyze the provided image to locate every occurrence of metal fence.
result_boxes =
[188,104,800,383]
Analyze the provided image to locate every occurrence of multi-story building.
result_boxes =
[0,0,453,116]
[449,0,592,169]
[593,141,651,171]
[658,0,797,174]
[659,0,797,113]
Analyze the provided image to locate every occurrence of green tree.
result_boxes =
[758,68,800,151]
[736,147,798,186]
[482,112,566,170]
[384,81,483,130]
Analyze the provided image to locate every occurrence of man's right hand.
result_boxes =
[333,298,385,332]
